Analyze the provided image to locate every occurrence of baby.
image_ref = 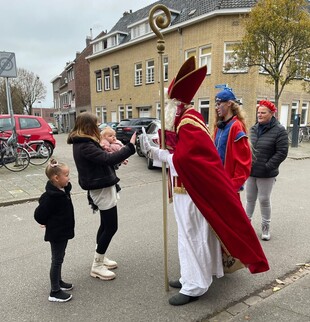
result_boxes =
[100,126,124,153]
[100,127,128,193]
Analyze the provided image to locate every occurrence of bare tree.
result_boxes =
[0,78,24,114]
[11,68,46,115]
[234,0,310,108]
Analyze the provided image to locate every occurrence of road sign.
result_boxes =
[215,84,227,89]
[0,52,17,78]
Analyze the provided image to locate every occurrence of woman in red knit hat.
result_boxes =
[245,100,288,240]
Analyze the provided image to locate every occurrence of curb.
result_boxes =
[206,264,310,322]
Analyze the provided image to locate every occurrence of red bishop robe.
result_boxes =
[172,108,269,274]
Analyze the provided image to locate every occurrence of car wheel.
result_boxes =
[136,138,144,157]
[44,141,54,156]
[146,154,154,169]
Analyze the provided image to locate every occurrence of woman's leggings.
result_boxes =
[96,206,118,255]
[245,176,275,225]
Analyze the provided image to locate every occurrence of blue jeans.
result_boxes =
[50,240,68,291]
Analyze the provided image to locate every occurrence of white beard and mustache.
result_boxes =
[163,88,186,131]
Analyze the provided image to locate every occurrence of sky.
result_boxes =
[1,0,154,108]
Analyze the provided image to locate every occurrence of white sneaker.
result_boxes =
[261,224,270,241]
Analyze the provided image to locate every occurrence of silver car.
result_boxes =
[136,119,161,169]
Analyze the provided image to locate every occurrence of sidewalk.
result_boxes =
[208,265,310,322]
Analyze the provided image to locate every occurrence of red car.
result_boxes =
[0,114,56,153]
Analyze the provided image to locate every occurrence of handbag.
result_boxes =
[222,252,245,274]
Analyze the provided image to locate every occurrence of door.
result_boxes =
[279,104,289,129]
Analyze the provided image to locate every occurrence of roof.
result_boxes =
[109,0,257,39]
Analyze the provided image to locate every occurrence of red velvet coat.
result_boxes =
[172,108,269,274]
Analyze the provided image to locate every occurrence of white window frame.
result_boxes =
[199,99,210,125]
[185,49,196,60]
[301,102,309,126]
[290,101,299,126]
[156,102,161,120]
[135,63,143,86]
[104,70,110,91]
[96,72,102,92]
[199,45,211,75]
[163,56,168,81]
[146,60,154,84]
[118,106,124,121]
[223,42,247,73]
[112,68,120,90]
[126,105,132,118]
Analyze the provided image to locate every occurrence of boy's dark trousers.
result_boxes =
[50,240,68,291]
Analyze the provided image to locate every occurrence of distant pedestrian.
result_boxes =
[34,158,75,303]
[213,88,252,194]
[67,112,136,281]
[245,100,288,240]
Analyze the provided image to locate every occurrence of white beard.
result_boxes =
[164,98,178,131]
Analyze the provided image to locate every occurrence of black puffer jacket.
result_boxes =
[34,181,75,242]
[67,136,135,190]
[249,117,288,178]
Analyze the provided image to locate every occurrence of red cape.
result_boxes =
[172,108,269,274]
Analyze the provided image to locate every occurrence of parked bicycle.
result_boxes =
[18,134,51,165]
[288,123,310,143]
[0,133,30,172]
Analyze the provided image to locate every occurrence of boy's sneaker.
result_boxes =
[48,290,72,302]
[59,280,73,291]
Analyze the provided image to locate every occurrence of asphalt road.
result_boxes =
[0,134,310,321]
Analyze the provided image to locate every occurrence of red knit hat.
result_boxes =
[168,56,207,104]
[258,100,277,112]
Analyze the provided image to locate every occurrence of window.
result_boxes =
[104,69,110,91]
[156,102,161,120]
[163,56,168,81]
[199,100,210,125]
[135,63,142,86]
[96,106,106,123]
[96,71,102,92]
[199,45,211,75]
[107,35,118,48]
[112,67,120,90]
[301,102,309,126]
[19,117,41,129]
[67,68,74,81]
[126,105,132,118]
[223,42,246,73]
[146,60,154,84]
[118,106,124,121]
[185,49,196,60]
[290,101,299,126]
[131,21,151,39]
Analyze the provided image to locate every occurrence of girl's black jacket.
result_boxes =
[34,181,75,242]
[67,136,135,190]
[249,116,288,178]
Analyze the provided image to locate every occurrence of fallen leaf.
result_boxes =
[273,286,281,292]
[275,278,285,285]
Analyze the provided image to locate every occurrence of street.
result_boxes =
[0,134,310,322]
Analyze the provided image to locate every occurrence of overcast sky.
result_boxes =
[1,0,154,108]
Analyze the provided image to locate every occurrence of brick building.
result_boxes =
[86,0,310,130]
[51,36,95,132]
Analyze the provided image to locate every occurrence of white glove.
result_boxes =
[150,148,170,163]
[141,127,152,152]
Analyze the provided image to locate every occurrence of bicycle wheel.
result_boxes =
[27,142,51,165]
[3,146,30,172]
